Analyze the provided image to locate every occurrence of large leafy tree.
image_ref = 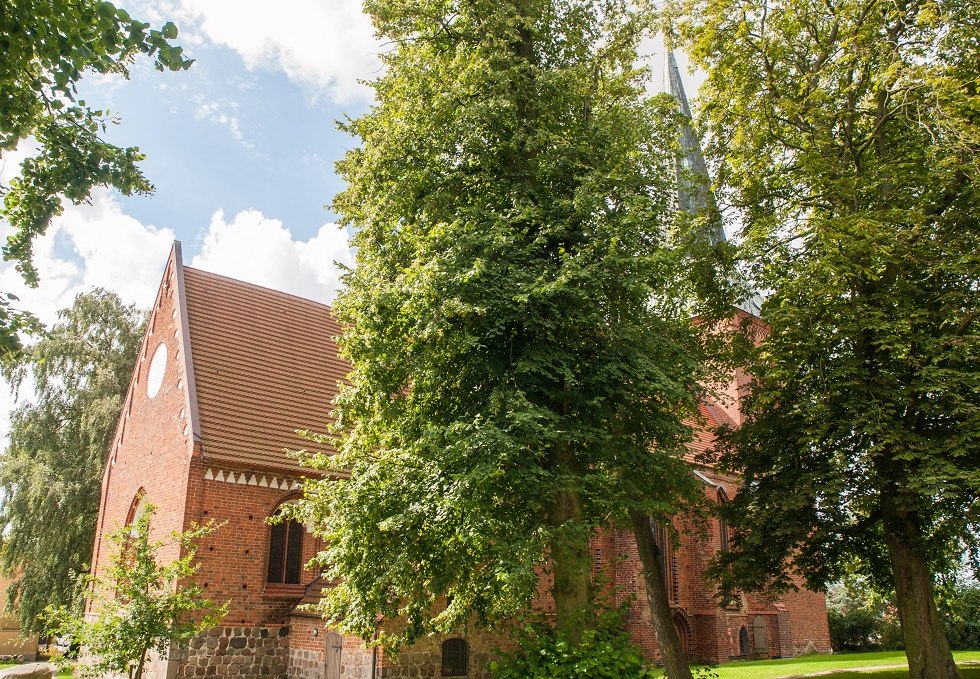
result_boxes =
[296,1,725,675]
[0,289,145,632]
[0,0,190,354]
[681,0,980,675]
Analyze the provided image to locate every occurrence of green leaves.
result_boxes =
[684,0,980,623]
[0,290,146,634]
[298,0,733,652]
[47,504,226,679]
[0,0,191,349]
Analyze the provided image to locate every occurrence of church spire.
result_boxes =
[665,48,727,246]
[666,48,763,315]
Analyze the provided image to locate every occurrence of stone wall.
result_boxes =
[177,625,289,678]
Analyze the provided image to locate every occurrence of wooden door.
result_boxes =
[325,632,343,679]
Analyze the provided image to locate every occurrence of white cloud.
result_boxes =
[172,0,381,103]
[193,95,253,148]
[0,189,176,440]
[0,189,176,329]
[190,208,352,303]
[0,195,354,442]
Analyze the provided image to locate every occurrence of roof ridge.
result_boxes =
[182,265,338,311]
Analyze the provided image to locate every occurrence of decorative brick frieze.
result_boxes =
[203,468,302,491]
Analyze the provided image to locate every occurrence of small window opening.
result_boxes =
[441,638,468,676]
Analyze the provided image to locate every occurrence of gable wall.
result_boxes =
[91,250,198,582]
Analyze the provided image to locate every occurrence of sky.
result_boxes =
[0,1,705,438]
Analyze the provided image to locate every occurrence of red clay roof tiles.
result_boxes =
[181,266,347,472]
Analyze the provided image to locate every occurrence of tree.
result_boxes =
[47,504,226,679]
[680,0,980,675]
[0,289,145,633]
[293,1,726,675]
[0,0,190,354]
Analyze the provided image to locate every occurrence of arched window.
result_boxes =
[649,518,678,603]
[739,626,750,657]
[718,489,730,553]
[441,638,468,676]
[267,509,304,585]
[126,489,147,526]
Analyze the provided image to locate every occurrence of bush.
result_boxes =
[941,581,980,650]
[827,606,902,652]
[491,608,659,679]
[826,575,903,652]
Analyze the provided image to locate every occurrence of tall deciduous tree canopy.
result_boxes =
[296,1,726,671]
[0,289,145,632]
[682,0,980,675]
[0,0,190,355]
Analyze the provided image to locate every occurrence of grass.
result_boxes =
[707,650,980,679]
[826,668,980,679]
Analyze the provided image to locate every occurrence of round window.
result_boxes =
[147,343,168,398]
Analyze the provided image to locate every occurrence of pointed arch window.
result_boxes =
[649,518,678,603]
[126,489,148,527]
[718,489,730,553]
[267,508,304,585]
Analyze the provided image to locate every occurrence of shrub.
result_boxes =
[491,608,660,679]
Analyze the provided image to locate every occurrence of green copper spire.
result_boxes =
[665,48,727,245]
[666,49,763,315]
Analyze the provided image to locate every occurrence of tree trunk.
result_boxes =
[548,443,592,641]
[133,648,148,679]
[882,498,959,679]
[630,510,693,679]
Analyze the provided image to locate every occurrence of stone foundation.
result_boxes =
[176,626,289,678]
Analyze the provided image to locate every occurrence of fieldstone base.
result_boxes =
[176,626,289,678]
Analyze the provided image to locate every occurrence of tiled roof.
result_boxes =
[181,266,348,472]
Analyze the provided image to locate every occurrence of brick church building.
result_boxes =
[89,56,831,679]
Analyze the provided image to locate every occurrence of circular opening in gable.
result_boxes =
[147,343,168,398]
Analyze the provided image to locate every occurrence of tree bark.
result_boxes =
[133,648,147,679]
[548,443,592,641]
[882,496,959,679]
[630,510,693,679]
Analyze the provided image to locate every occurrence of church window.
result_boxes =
[718,490,730,552]
[441,638,468,676]
[146,342,168,398]
[649,518,678,603]
[267,512,304,585]
[126,489,147,526]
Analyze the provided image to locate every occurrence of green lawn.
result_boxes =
[702,650,980,679]
[826,668,980,679]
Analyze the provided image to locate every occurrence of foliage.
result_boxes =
[0,0,191,354]
[941,580,980,651]
[681,0,980,671]
[490,607,660,679]
[827,575,903,652]
[46,504,226,679]
[295,0,731,653]
[0,289,145,633]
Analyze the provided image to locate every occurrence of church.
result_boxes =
[88,56,831,679]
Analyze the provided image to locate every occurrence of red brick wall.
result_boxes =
[184,459,323,626]
[91,249,197,587]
